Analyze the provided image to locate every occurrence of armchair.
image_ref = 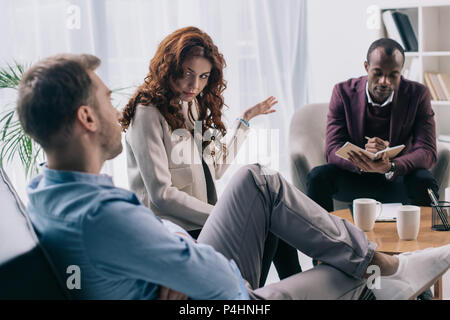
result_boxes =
[289,103,450,209]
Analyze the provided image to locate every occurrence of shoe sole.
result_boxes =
[408,267,449,300]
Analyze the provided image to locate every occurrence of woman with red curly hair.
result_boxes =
[121,26,301,287]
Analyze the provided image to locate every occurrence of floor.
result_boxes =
[265,251,450,300]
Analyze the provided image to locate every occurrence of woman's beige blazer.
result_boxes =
[125,102,250,231]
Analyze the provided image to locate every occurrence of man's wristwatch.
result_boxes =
[385,161,396,180]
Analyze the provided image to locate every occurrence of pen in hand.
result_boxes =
[365,136,389,150]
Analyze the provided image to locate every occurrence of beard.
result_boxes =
[98,117,123,161]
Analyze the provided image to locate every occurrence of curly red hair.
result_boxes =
[120,27,228,143]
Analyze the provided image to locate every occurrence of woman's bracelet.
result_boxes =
[237,118,250,127]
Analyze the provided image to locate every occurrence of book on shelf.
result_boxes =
[424,72,450,101]
[404,57,420,82]
[424,72,439,101]
[430,73,446,101]
[392,11,418,52]
[437,73,450,101]
[382,10,418,52]
[382,10,407,50]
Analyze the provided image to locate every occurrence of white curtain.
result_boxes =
[0,0,308,201]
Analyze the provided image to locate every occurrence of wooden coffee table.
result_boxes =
[332,206,450,300]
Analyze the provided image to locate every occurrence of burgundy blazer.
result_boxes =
[325,75,437,178]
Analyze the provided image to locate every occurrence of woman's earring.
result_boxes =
[199,92,204,98]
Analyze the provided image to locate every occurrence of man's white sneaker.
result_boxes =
[372,244,450,300]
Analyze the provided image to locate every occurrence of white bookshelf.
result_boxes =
[380,1,450,105]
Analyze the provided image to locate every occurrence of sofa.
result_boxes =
[0,166,68,299]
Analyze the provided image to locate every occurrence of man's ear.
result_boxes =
[76,105,98,132]
[364,61,369,73]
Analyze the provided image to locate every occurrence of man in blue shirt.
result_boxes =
[17,54,450,300]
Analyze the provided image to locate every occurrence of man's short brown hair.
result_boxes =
[17,54,101,150]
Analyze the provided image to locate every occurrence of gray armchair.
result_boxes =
[289,103,450,208]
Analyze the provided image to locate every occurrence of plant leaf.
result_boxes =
[0,61,25,89]
[0,60,40,177]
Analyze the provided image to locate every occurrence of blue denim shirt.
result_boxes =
[26,167,249,300]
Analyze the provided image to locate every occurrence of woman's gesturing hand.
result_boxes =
[242,96,278,122]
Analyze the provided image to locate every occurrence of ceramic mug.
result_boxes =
[353,198,382,231]
[396,205,421,240]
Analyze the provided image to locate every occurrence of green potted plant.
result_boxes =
[0,62,43,177]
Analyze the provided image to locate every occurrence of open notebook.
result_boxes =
[336,142,405,161]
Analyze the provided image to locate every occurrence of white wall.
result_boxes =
[307,0,383,104]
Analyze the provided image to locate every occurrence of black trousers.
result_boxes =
[306,164,439,212]
[259,233,302,287]
[188,229,302,288]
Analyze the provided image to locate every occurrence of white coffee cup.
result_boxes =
[396,205,421,240]
[353,198,382,231]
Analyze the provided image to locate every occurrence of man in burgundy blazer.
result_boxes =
[306,38,438,215]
